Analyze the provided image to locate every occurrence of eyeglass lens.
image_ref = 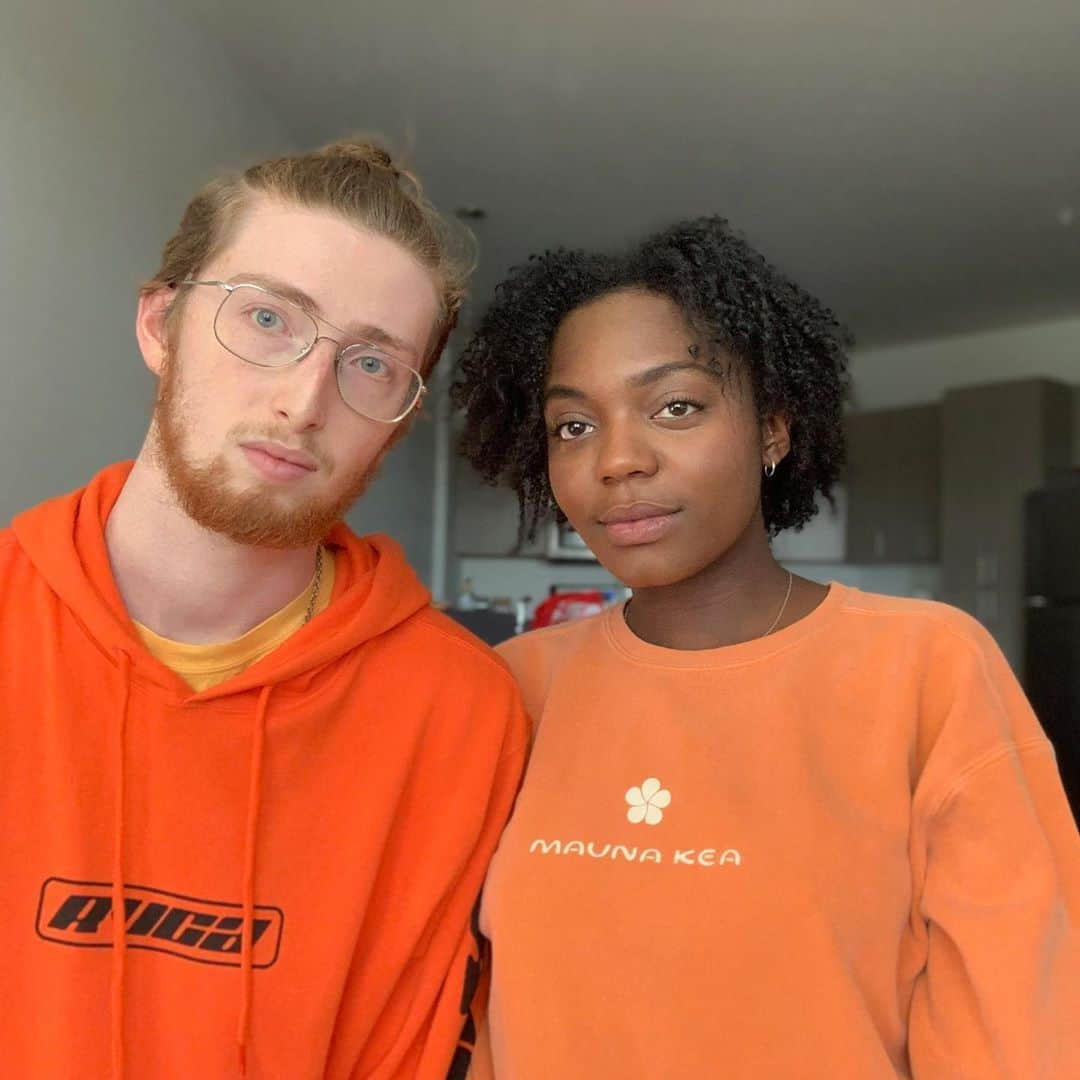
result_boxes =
[214,285,421,422]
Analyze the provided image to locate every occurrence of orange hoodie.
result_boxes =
[474,585,1080,1078]
[0,462,528,1079]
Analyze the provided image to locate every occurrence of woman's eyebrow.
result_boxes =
[544,359,719,406]
[543,384,587,405]
[628,359,714,388]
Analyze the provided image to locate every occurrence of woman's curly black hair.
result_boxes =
[451,216,852,543]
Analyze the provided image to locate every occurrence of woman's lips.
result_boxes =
[598,504,681,547]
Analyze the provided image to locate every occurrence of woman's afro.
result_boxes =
[451,216,851,543]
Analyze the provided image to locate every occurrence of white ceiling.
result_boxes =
[187,0,1079,346]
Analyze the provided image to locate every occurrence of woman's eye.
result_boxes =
[655,399,701,420]
[554,420,594,441]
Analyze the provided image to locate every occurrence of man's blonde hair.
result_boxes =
[144,138,471,372]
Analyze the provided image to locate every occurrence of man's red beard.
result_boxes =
[152,352,382,548]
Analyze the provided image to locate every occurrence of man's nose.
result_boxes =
[268,338,339,432]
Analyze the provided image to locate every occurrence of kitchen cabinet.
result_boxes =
[844,404,941,563]
[941,378,1073,670]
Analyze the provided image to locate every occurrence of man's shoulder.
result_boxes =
[0,527,26,575]
[383,606,530,745]
[0,528,44,621]
[397,604,518,684]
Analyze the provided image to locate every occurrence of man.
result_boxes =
[0,140,528,1078]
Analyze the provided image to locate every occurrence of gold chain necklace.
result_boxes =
[623,569,795,640]
[303,546,324,625]
[762,570,794,636]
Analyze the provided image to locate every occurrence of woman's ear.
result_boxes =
[761,412,792,471]
[135,286,175,377]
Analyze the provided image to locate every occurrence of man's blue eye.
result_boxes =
[253,308,282,331]
[359,355,385,375]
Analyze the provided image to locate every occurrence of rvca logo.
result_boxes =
[35,878,283,968]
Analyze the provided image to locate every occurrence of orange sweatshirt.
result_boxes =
[474,585,1080,1079]
[0,462,528,1080]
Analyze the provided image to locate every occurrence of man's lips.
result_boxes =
[241,441,318,470]
[240,441,319,483]
[597,502,682,546]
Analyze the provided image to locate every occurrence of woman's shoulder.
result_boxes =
[831,584,999,656]
[831,588,1032,722]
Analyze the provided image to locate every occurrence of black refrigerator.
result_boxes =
[1024,474,1080,825]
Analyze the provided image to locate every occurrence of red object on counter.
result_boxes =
[530,590,608,629]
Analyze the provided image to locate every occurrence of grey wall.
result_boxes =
[1,1,438,581]
[0,1,291,522]
[1075,386,1080,464]
[345,405,436,581]
[850,315,1080,421]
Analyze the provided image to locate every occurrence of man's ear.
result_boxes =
[761,411,792,470]
[135,286,175,376]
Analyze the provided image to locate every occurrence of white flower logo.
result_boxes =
[625,777,671,826]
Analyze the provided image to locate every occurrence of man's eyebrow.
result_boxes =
[229,272,418,358]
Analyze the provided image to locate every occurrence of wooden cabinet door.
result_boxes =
[941,379,1073,668]
[845,404,940,563]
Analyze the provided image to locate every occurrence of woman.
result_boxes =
[452,217,1080,1078]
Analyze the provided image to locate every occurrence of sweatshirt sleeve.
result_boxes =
[908,633,1080,1078]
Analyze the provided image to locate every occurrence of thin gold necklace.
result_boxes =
[762,570,794,636]
[623,569,795,640]
[303,546,324,625]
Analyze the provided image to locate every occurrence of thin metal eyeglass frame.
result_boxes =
[177,279,427,423]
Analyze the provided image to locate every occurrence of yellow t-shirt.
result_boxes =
[134,549,336,691]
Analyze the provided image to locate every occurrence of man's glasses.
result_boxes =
[179,280,426,423]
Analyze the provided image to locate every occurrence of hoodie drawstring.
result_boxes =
[111,650,133,1080]
[110,655,271,1078]
[238,685,272,1076]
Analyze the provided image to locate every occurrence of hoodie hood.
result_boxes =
[11,461,431,700]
